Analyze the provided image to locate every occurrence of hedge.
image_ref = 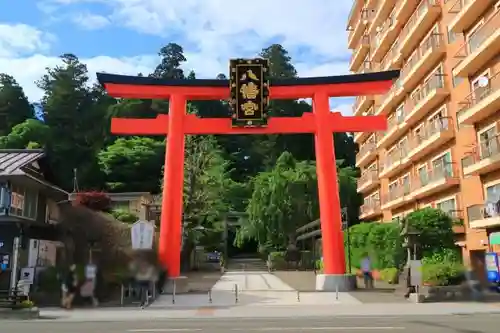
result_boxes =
[343,208,464,286]
[345,222,404,270]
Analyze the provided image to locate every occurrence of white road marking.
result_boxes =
[128,329,202,332]
[128,326,405,332]
[232,328,405,331]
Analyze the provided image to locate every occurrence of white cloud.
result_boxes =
[41,0,352,60]
[0,52,353,102]
[72,12,111,30]
[332,103,354,116]
[0,24,55,57]
[3,1,358,102]
[0,54,156,101]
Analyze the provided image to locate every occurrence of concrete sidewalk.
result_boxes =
[35,302,500,322]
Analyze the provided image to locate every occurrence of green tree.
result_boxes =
[152,43,186,79]
[0,74,34,135]
[402,208,457,258]
[238,152,319,249]
[98,137,165,192]
[158,130,238,251]
[337,163,362,225]
[36,54,110,190]
[0,119,50,149]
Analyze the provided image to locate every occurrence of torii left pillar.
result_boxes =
[97,69,399,291]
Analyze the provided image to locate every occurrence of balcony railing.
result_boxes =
[381,143,409,172]
[448,0,472,14]
[358,169,379,188]
[453,10,500,68]
[409,117,451,149]
[399,0,438,45]
[348,9,373,45]
[347,0,361,29]
[378,107,407,140]
[457,70,500,118]
[467,202,500,226]
[413,162,456,190]
[400,34,444,83]
[359,61,373,74]
[462,133,500,169]
[353,97,362,113]
[410,71,446,105]
[379,77,403,109]
[384,182,411,204]
[361,199,381,215]
[374,13,397,46]
[357,140,377,160]
[350,35,371,68]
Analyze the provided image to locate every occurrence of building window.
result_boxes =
[452,73,463,87]
[401,174,411,195]
[418,165,428,185]
[389,181,398,193]
[436,197,456,216]
[432,152,453,177]
[471,69,491,101]
[9,185,38,220]
[478,125,498,159]
[447,27,456,44]
[485,183,500,218]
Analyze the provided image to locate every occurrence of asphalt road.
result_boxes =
[3,314,500,333]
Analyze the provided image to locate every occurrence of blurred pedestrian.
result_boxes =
[61,264,78,309]
[361,253,373,289]
[130,260,157,309]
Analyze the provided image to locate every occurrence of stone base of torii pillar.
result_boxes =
[315,274,357,292]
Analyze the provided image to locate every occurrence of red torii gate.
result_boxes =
[97,65,399,290]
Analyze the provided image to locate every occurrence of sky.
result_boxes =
[0,0,356,115]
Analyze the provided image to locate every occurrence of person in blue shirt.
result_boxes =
[361,253,373,289]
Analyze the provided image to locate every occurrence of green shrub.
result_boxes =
[422,261,465,286]
[110,209,139,224]
[346,222,404,270]
[403,208,456,258]
[268,251,287,270]
[19,300,35,309]
[422,248,461,265]
[380,267,399,284]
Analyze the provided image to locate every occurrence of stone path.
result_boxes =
[212,271,294,291]
[150,271,361,307]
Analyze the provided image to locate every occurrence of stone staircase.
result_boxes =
[227,257,268,271]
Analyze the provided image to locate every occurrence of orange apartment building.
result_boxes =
[348,0,500,273]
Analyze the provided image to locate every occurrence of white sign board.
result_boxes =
[410,260,422,286]
[20,267,35,284]
[85,264,97,280]
[131,220,155,249]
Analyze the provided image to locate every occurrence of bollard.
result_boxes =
[120,284,124,306]
[234,283,239,303]
[335,284,339,301]
[172,279,177,304]
[296,290,300,302]
[208,289,212,303]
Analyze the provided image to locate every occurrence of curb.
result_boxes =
[0,307,40,320]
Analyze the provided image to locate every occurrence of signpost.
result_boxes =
[131,220,155,250]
